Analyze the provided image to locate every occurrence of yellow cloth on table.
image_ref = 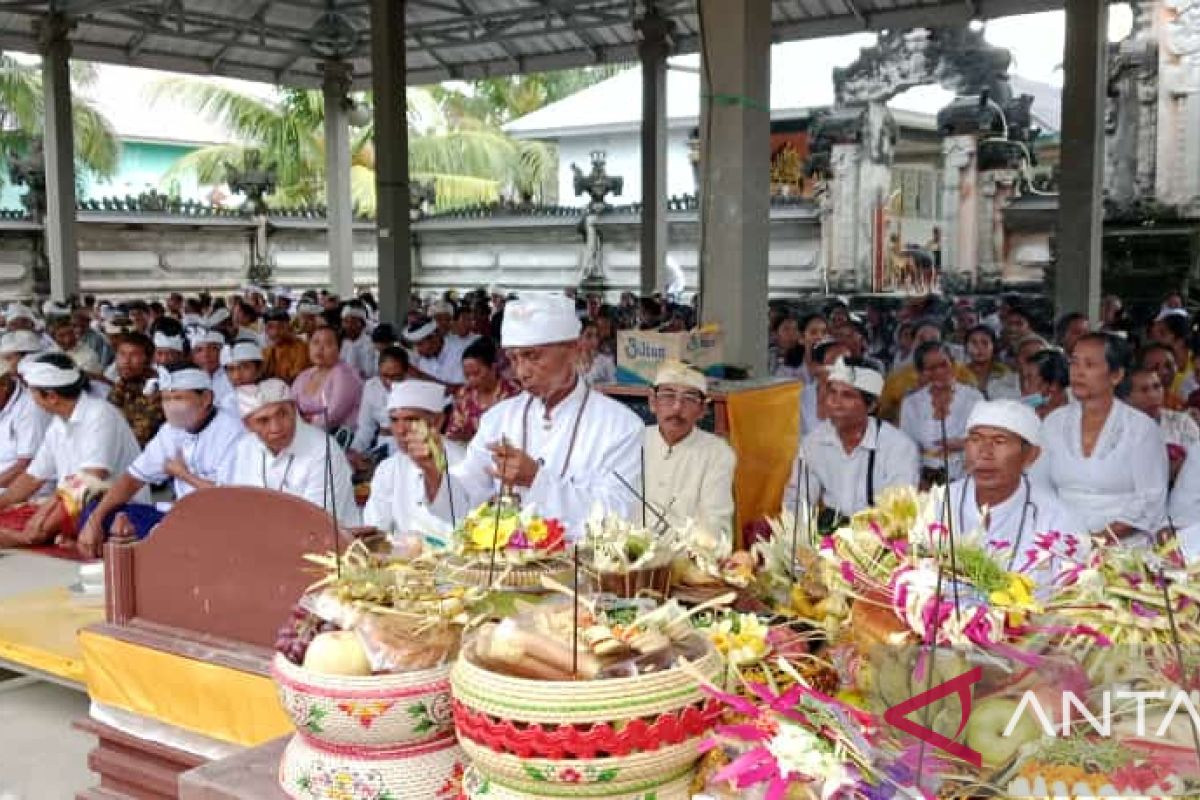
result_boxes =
[0,587,102,684]
[725,382,802,547]
[80,629,291,747]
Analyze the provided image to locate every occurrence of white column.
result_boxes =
[39,14,79,302]
[1056,0,1108,319]
[323,60,355,298]
[638,11,671,296]
[697,0,771,376]
[370,0,411,324]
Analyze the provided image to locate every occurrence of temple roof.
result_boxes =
[0,0,1064,89]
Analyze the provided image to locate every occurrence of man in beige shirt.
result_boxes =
[642,362,736,544]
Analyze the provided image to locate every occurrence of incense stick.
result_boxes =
[487,444,509,587]
[572,544,580,680]
[938,415,962,623]
[322,408,341,581]
[790,457,805,582]
[1158,522,1200,771]
[613,470,672,531]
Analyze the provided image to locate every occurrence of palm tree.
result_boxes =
[151,79,554,215]
[0,56,120,194]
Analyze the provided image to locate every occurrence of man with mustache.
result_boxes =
[641,361,735,544]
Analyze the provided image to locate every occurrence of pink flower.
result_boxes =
[558,767,582,783]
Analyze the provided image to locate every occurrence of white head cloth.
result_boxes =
[386,380,447,413]
[1156,307,1190,322]
[966,399,1042,447]
[204,308,231,327]
[19,358,82,388]
[42,300,70,317]
[146,366,212,395]
[404,320,438,342]
[236,378,293,419]
[0,330,45,355]
[501,294,581,347]
[5,304,34,323]
[181,313,203,327]
[341,305,368,321]
[221,341,264,366]
[189,328,226,349]
[653,360,707,394]
[296,302,322,316]
[430,300,454,316]
[826,356,884,398]
[153,332,185,351]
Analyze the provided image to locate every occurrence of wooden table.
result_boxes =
[0,552,102,689]
[178,738,289,800]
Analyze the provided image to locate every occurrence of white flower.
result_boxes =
[766,723,850,794]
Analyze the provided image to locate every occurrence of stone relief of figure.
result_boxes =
[577,211,604,283]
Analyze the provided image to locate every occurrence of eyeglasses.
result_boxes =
[653,388,705,406]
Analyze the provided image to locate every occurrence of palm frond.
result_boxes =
[145,77,284,144]
[349,163,376,217]
[0,55,44,133]
[408,128,518,183]
[161,143,256,186]
[72,101,120,178]
[515,140,556,201]
[411,171,501,209]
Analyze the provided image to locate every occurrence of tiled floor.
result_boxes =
[0,676,95,799]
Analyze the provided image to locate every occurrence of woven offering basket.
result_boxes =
[440,555,574,592]
[278,729,465,800]
[271,653,453,748]
[460,763,695,799]
[595,565,673,600]
[452,634,722,794]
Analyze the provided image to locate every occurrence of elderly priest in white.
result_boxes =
[941,400,1086,594]
[361,380,466,542]
[230,379,360,526]
[785,357,919,523]
[404,294,643,536]
[642,362,735,544]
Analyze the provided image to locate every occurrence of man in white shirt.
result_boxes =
[190,328,233,406]
[0,330,45,375]
[0,353,145,547]
[1169,443,1200,559]
[48,314,101,375]
[786,357,919,523]
[76,365,245,557]
[340,304,377,380]
[218,341,264,420]
[361,380,465,541]
[404,294,643,537]
[229,379,360,526]
[349,347,409,468]
[404,317,467,386]
[942,400,1086,595]
[448,305,481,349]
[642,362,736,543]
[0,357,49,489]
[430,300,455,337]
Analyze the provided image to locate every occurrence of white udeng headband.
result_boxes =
[145,366,212,396]
[20,360,82,388]
[153,332,185,351]
[826,355,884,398]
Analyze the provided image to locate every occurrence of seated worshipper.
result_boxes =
[901,341,984,487]
[785,357,919,527]
[769,315,803,378]
[578,319,616,385]
[230,379,359,526]
[430,300,455,337]
[1021,347,1071,419]
[879,320,975,422]
[0,354,145,547]
[445,337,519,444]
[0,329,45,375]
[203,306,235,341]
[404,294,643,537]
[292,326,363,436]
[218,341,264,418]
[1125,364,1199,483]
[48,313,101,375]
[800,338,851,437]
[263,309,311,383]
[74,307,113,369]
[963,325,1020,400]
[1168,444,1200,558]
[76,366,245,558]
[1139,342,1186,411]
[340,303,377,380]
[293,300,322,340]
[449,305,480,349]
[106,332,165,447]
[1034,333,1169,545]
[190,328,234,405]
[371,323,399,357]
[349,347,410,470]
[360,381,465,541]
[0,353,50,491]
[1151,308,1194,402]
[642,362,736,543]
[404,316,467,386]
[4,303,36,334]
[152,319,189,368]
[940,400,1085,596]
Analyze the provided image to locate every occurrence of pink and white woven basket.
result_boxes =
[271,652,453,749]
[459,764,694,799]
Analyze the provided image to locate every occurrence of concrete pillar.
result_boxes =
[1056,0,1108,319]
[39,15,79,302]
[322,60,355,299]
[697,0,771,376]
[369,0,411,325]
[941,134,978,282]
[637,11,671,297]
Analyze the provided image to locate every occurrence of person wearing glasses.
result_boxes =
[642,362,735,544]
